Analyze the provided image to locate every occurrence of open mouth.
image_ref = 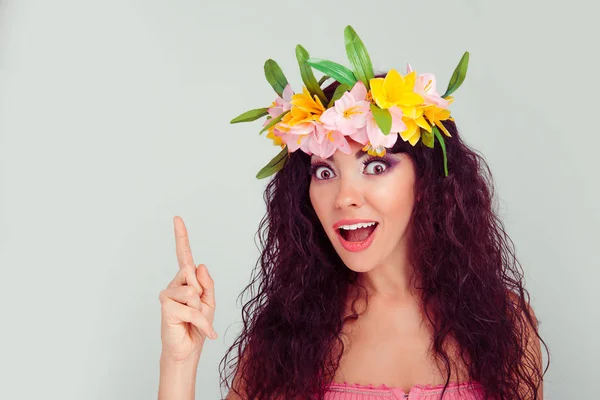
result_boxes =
[338,222,378,242]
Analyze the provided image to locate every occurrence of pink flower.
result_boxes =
[350,106,406,156]
[277,121,313,152]
[278,122,351,159]
[320,81,370,135]
[279,130,308,153]
[406,63,449,109]
[265,84,294,121]
[309,124,352,159]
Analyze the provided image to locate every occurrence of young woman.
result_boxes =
[158,27,549,400]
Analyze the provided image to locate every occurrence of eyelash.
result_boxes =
[309,156,394,180]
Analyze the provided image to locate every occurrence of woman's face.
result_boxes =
[309,139,417,273]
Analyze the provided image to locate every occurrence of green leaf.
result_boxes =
[422,127,434,148]
[230,107,269,124]
[318,75,330,86]
[264,59,289,97]
[344,25,375,90]
[259,111,287,135]
[306,58,357,86]
[370,103,392,135]
[296,45,327,104]
[442,51,469,98]
[432,125,449,176]
[256,147,288,179]
[327,83,350,108]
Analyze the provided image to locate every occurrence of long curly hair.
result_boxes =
[218,76,550,400]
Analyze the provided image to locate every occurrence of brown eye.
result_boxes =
[364,160,389,175]
[313,165,335,180]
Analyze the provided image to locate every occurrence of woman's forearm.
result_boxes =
[158,353,201,400]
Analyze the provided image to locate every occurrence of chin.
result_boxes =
[333,248,381,273]
[342,260,378,273]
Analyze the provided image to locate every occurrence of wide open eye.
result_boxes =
[363,158,392,175]
[310,163,336,180]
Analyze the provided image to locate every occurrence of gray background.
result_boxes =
[1,0,598,399]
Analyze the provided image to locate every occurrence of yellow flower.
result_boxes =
[370,69,423,110]
[362,143,387,157]
[283,86,325,126]
[397,95,455,145]
[266,128,285,148]
[422,100,454,137]
[398,106,431,145]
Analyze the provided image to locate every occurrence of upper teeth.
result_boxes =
[338,222,377,230]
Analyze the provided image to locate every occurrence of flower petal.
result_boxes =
[349,126,369,145]
[320,108,338,130]
[400,120,419,141]
[415,115,432,132]
[408,129,420,145]
[335,92,355,114]
[435,120,452,137]
[350,81,368,101]
[389,106,406,132]
[282,83,294,102]
[381,130,398,148]
[369,78,391,109]
[382,69,404,98]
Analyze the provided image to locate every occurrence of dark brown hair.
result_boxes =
[218,77,550,399]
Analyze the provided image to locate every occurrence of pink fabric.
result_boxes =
[323,381,485,399]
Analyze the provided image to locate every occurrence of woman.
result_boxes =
[158,26,549,399]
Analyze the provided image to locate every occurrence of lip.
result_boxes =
[333,219,378,230]
[334,220,379,253]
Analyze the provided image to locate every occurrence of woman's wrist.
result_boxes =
[158,352,201,400]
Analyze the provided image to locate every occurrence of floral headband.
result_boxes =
[231,25,469,179]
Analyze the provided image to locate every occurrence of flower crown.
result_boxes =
[231,25,469,179]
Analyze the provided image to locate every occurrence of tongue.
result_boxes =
[345,225,376,242]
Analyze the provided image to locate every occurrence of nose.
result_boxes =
[334,176,364,209]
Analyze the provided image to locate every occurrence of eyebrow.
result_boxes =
[325,149,368,161]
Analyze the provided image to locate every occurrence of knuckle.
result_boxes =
[190,308,202,321]
[185,286,197,298]
[184,264,196,275]
[160,298,173,313]
[183,267,196,283]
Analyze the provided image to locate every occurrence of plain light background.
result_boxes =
[1,0,598,399]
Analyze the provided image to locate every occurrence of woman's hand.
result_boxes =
[158,216,217,363]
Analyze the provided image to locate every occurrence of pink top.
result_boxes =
[323,381,485,399]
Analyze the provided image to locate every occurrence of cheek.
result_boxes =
[309,185,327,219]
[370,175,415,218]
[310,184,338,230]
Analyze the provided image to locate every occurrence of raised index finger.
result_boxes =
[173,216,195,270]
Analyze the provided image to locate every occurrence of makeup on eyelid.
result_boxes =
[309,154,400,179]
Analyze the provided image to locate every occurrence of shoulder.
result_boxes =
[505,289,540,348]
[224,349,249,400]
[507,289,545,398]
[224,368,246,400]
[506,290,540,330]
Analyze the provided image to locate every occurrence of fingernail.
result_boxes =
[210,330,218,339]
